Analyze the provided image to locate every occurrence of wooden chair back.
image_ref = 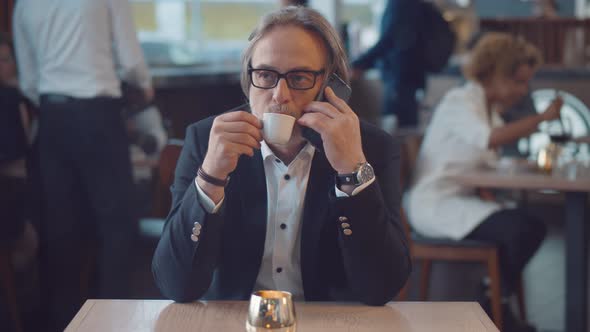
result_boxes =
[152,139,184,218]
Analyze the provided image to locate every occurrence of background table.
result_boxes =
[451,167,590,332]
[65,300,498,332]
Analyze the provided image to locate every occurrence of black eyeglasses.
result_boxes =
[248,67,325,90]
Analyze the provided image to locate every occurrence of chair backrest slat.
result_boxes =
[152,140,184,218]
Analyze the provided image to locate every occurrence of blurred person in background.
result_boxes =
[13,0,153,330]
[350,0,426,132]
[406,33,563,332]
[465,31,538,158]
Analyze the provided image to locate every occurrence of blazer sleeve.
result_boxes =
[330,130,411,305]
[151,120,225,302]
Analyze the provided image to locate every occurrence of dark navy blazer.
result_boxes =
[152,111,411,305]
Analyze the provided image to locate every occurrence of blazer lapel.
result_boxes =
[233,151,268,290]
[300,150,335,298]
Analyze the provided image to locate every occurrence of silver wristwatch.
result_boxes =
[335,162,375,186]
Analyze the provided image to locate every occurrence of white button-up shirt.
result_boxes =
[406,82,503,240]
[13,0,151,105]
[196,139,374,300]
[253,142,315,299]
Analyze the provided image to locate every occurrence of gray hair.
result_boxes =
[240,6,349,97]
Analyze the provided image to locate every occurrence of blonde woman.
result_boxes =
[407,33,562,332]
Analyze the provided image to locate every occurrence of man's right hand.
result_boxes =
[200,111,262,183]
[197,111,262,204]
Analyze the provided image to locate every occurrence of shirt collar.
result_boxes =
[260,140,316,164]
[465,80,505,128]
[465,80,486,100]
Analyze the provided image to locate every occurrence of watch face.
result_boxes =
[356,163,375,184]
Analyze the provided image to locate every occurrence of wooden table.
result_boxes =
[451,167,590,332]
[65,300,498,332]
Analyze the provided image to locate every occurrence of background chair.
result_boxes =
[138,139,184,241]
[80,139,184,302]
[397,134,527,330]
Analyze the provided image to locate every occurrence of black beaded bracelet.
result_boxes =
[197,166,229,187]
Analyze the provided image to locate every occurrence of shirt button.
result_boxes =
[280,223,287,230]
[284,174,291,180]
[341,222,350,229]
[339,216,348,222]
[343,229,353,236]
[190,234,199,242]
[276,267,283,273]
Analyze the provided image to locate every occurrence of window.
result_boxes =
[341,0,384,59]
[130,0,391,67]
[131,0,279,66]
[575,0,589,17]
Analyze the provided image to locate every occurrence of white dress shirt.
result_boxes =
[406,81,504,240]
[195,140,374,300]
[13,0,151,105]
[252,142,315,299]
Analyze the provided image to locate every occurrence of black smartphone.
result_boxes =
[302,73,352,151]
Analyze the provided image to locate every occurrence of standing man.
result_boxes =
[351,0,425,132]
[152,6,410,304]
[13,0,152,330]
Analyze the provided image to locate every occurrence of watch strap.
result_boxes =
[335,172,358,186]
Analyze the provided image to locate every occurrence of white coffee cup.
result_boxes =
[262,113,296,145]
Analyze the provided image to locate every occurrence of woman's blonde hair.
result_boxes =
[463,32,543,83]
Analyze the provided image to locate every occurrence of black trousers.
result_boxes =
[0,175,26,243]
[465,208,547,296]
[38,95,135,331]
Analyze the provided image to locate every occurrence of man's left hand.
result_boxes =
[298,87,366,174]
